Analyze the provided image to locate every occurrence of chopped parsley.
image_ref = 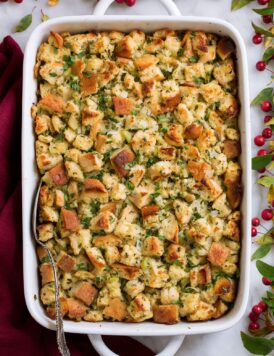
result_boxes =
[189,56,199,63]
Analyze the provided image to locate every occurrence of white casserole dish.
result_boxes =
[22,0,251,354]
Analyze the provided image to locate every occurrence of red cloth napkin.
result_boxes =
[0,36,154,356]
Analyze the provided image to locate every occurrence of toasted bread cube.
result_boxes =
[78,153,103,173]
[173,199,192,226]
[153,305,179,325]
[214,278,233,296]
[38,93,65,114]
[124,280,145,299]
[128,293,153,322]
[37,223,54,242]
[166,243,186,264]
[217,37,235,61]
[160,287,179,305]
[90,211,117,233]
[67,298,87,319]
[61,208,80,231]
[131,131,156,156]
[212,193,232,217]
[159,213,179,244]
[187,301,216,321]
[190,265,211,287]
[104,246,120,265]
[175,103,194,127]
[110,146,135,177]
[111,263,140,280]
[164,124,184,147]
[93,234,122,248]
[40,263,54,285]
[184,123,203,140]
[135,54,158,70]
[84,310,103,322]
[46,296,68,319]
[36,246,48,262]
[73,134,93,151]
[40,206,59,223]
[223,220,240,242]
[113,96,133,116]
[187,160,213,181]
[80,74,98,96]
[103,298,128,321]
[35,115,49,135]
[224,140,241,159]
[157,146,176,161]
[73,282,97,306]
[226,180,242,210]
[115,36,136,58]
[57,251,76,272]
[180,293,200,317]
[142,236,164,257]
[129,185,152,209]
[65,160,84,182]
[208,242,229,266]
[86,247,106,269]
[40,283,55,305]
[149,161,174,181]
[213,299,229,319]
[55,189,65,207]
[120,245,141,267]
[129,165,146,187]
[219,94,239,119]
[37,152,63,172]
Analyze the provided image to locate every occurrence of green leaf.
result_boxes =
[253,7,274,15]
[257,260,274,280]
[252,23,274,38]
[241,332,274,355]
[251,245,272,261]
[263,47,274,63]
[231,0,254,11]
[256,228,274,245]
[252,154,273,170]
[251,88,273,105]
[14,13,32,33]
[257,176,274,188]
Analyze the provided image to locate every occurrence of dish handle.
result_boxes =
[88,334,185,356]
[93,0,181,16]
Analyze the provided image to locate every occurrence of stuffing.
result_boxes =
[35,29,241,324]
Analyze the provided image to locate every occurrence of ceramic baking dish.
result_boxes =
[22,0,251,354]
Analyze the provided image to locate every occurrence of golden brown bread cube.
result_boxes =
[223,140,241,159]
[103,298,128,321]
[73,282,98,306]
[153,305,179,325]
[208,242,230,267]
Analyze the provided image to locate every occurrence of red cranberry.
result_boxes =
[249,312,259,322]
[258,301,268,312]
[248,322,260,332]
[252,217,260,226]
[262,277,272,286]
[261,100,272,112]
[257,149,268,156]
[261,209,273,221]
[115,0,125,3]
[252,305,263,315]
[254,135,266,146]
[256,61,266,71]
[0,0,8,2]
[262,15,273,24]
[258,0,269,4]
[14,0,23,3]
[258,168,266,173]
[253,33,263,44]
[264,115,272,123]
[262,127,272,138]
[125,0,136,6]
[251,227,257,237]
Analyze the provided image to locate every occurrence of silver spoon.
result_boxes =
[32,179,70,356]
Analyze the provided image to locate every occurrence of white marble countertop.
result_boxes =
[0,0,273,355]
